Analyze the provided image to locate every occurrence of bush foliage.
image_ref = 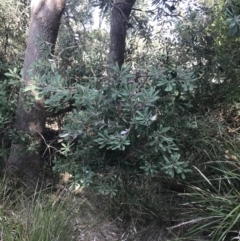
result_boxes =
[1,0,240,240]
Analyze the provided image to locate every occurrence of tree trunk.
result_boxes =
[108,0,136,72]
[7,0,65,185]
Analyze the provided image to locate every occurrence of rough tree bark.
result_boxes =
[108,0,136,71]
[7,0,65,183]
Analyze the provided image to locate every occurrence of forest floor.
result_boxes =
[0,172,189,241]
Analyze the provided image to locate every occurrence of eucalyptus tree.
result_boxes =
[108,0,136,70]
[7,0,66,183]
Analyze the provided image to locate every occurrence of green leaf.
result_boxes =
[165,83,173,92]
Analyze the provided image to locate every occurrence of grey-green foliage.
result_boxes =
[0,68,20,163]
[1,0,197,193]
[226,11,240,36]
[226,3,240,36]
[0,68,21,129]
[26,52,195,191]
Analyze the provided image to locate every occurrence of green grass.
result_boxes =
[169,121,240,241]
[0,176,77,241]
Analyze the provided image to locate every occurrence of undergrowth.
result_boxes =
[169,112,240,241]
[2,109,240,241]
[0,172,180,241]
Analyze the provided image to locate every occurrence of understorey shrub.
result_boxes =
[24,51,197,194]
